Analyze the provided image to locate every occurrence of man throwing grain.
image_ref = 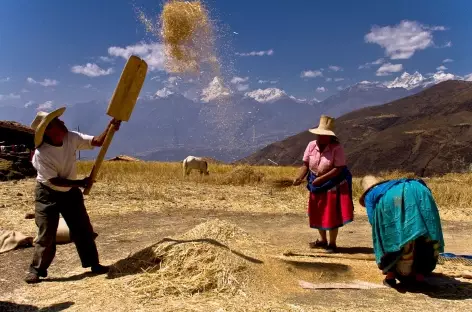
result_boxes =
[25,107,121,284]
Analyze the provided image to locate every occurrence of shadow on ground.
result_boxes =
[107,237,263,279]
[394,273,472,300]
[0,301,74,312]
[43,272,97,283]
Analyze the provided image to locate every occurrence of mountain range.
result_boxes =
[240,80,472,176]
[0,71,461,162]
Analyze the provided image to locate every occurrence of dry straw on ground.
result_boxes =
[111,219,260,298]
[76,161,472,212]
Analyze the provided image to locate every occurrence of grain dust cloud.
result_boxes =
[135,0,250,159]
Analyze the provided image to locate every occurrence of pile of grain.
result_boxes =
[223,166,265,185]
[107,155,143,162]
[160,0,219,74]
[112,219,259,298]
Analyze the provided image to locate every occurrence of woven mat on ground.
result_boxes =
[438,253,472,266]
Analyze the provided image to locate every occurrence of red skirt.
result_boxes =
[308,180,354,230]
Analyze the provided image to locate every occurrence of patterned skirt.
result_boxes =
[380,236,441,277]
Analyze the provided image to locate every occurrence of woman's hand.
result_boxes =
[312,177,323,186]
[292,178,302,186]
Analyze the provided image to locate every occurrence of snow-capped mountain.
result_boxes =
[289,95,307,104]
[387,72,425,90]
[244,88,287,103]
[244,88,316,104]
[3,70,463,163]
[348,80,388,91]
[201,77,231,103]
[387,71,458,90]
[319,81,412,117]
[154,87,175,98]
[422,71,457,88]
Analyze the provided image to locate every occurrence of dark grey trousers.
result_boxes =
[29,183,99,277]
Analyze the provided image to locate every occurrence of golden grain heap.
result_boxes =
[111,219,259,298]
[160,0,219,74]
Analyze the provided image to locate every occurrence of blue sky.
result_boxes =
[1,0,471,109]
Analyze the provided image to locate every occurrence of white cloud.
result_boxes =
[359,58,385,69]
[334,78,345,82]
[230,76,249,84]
[71,63,114,77]
[83,84,93,89]
[365,20,446,59]
[337,86,345,91]
[155,87,174,98]
[464,73,472,82]
[0,77,10,83]
[316,87,327,93]
[150,76,161,81]
[442,41,452,48]
[37,101,54,111]
[376,63,403,76]
[301,70,323,78]
[201,77,231,102]
[245,88,286,103]
[99,56,114,63]
[325,78,332,82]
[258,79,278,84]
[27,77,59,87]
[24,100,35,108]
[21,88,29,93]
[428,26,447,31]
[236,84,249,91]
[230,77,250,92]
[108,42,165,71]
[432,71,455,83]
[236,49,274,57]
[0,93,21,101]
[443,58,454,63]
[436,65,447,71]
[329,65,343,72]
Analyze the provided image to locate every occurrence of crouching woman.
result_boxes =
[359,176,445,287]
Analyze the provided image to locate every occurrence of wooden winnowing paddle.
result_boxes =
[83,55,148,195]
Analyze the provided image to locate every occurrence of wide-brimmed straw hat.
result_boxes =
[309,115,336,136]
[30,107,66,148]
[359,175,385,206]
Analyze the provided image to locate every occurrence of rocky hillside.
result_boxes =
[239,80,472,176]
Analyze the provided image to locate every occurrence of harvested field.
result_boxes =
[1,162,471,311]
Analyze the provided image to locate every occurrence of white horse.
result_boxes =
[182,156,209,177]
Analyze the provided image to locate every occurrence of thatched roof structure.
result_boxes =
[0,121,34,147]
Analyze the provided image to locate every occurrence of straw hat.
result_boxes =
[309,115,336,136]
[359,175,384,206]
[30,107,66,148]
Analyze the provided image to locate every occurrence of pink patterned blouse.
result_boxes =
[302,140,346,176]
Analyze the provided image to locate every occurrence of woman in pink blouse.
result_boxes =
[293,115,354,253]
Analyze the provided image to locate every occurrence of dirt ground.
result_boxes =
[1,179,472,312]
